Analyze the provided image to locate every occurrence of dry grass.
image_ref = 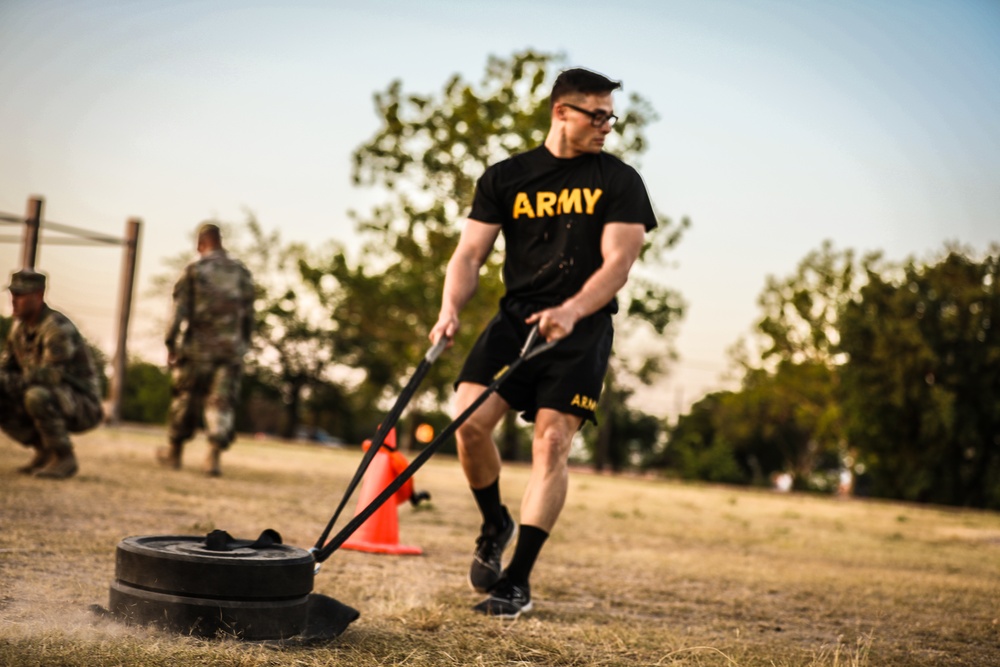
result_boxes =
[1,425,999,666]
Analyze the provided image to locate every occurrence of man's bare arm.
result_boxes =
[430,219,501,344]
[526,222,646,341]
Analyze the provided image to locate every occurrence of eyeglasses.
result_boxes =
[561,102,618,128]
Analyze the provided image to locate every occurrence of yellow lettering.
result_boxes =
[557,188,582,215]
[583,188,603,214]
[536,191,557,217]
[571,394,582,407]
[514,188,601,219]
[512,192,535,219]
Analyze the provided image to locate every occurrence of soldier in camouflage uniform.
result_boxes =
[0,270,104,479]
[161,223,254,476]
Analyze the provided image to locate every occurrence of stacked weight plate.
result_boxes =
[109,535,315,640]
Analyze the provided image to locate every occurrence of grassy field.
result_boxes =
[1,425,998,666]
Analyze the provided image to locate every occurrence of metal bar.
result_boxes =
[0,235,122,248]
[42,219,124,245]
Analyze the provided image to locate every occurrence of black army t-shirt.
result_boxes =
[469,145,657,313]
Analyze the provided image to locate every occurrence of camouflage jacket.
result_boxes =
[165,249,255,363]
[0,304,102,402]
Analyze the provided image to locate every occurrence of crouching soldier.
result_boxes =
[0,270,103,479]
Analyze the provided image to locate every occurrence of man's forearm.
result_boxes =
[527,223,646,342]
[561,224,645,321]
[561,255,633,320]
[440,252,483,319]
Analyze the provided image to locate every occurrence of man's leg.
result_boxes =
[202,362,241,477]
[518,408,582,532]
[160,363,200,469]
[24,386,79,480]
[0,382,47,473]
[0,371,49,475]
[64,392,104,434]
[454,382,516,593]
[473,408,581,618]
[455,382,508,488]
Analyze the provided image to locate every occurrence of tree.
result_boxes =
[716,361,842,489]
[750,240,860,367]
[585,366,664,472]
[720,241,858,486]
[121,358,171,423]
[656,391,746,484]
[839,246,1000,508]
[658,359,842,490]
[304,49,687,457]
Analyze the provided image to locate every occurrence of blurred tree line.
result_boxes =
[5,50,997,510]
[658,242,1000,509]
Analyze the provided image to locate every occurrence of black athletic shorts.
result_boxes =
[455,299,614,425]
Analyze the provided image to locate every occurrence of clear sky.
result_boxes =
[2,0,998,419]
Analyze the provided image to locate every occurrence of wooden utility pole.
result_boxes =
[108,218,142,425]
[21,196,43,269]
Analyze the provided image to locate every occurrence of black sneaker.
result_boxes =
[472,577,532,619]
[469,508,516,593]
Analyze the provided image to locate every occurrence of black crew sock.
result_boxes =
[504,525,549,586]
[471,478,508,529]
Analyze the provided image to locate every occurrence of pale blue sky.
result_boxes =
[2,0,998,418]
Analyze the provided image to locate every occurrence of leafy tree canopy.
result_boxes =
[839,245,1000,508]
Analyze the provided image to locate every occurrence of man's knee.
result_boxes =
[204,405,235,449]
[455,416,495,448]
[0,413,40,447]
[453,385,508,447]
[531,413,579,465]
[68,396,103,433]
[23,386,56,418]
[533,428,572,459]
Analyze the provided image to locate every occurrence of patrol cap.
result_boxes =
[6,269,47,295]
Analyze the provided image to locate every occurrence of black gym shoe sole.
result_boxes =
[472,580,533,619]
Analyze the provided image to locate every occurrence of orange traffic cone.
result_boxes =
[342,428,423,555]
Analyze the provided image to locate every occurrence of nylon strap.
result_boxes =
[311,336,449,554]
[312,325,556,563]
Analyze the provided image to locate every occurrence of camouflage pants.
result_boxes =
[168,360,242,449]
[0,375,103,451]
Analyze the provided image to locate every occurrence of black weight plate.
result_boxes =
[109,580,308,640]
[115,535,314,599]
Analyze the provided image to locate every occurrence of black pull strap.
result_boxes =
[311,336,449,554]
[312,325,556,564]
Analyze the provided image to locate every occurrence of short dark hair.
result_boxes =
[550,68,622,109]
[197,222,222,243]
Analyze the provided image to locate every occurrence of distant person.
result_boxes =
[429,68,658,618]
[0,269,103,479]
[161,223,255,476]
